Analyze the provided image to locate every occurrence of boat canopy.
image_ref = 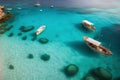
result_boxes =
[86,38,101,46]
[82,20,94,25]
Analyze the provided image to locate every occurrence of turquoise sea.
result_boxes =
[0,2,120,80]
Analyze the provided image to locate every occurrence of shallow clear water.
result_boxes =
[0,4,120,80]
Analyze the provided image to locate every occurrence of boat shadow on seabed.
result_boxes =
[74,23,93,33]
[94,24,120,56]
[65,41,99,57]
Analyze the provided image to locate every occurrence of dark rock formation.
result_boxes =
[27,54,34,59]
[41,54,50,61]
[22,36,27,40]
[38,38,49,44]
[31,36,37,41]
[64,64,79,76]
[8,64,14,70]
[84,76,98,80]
[31,33,37,41]
[8,32,14,37]
[0,23,7,34]
[5,25,13,31]
[0,23,13,34]
[19,26,34,32]
[17,32,22,36]
[93,67,112,80]
[0,29,6,34]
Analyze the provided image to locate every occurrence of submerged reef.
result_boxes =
[31,36,37,41]
[8,64,14,70]
[84,76,97,80]
[27,54,34,59]
[17,32,22,36]
[41,54,50,61]
[83,67,112,80]
[64,64,79,77]
[22,36,27,40]
[93,67,112,80]
[5,25,13,31]
[31,33,37,41]
[0,24,13,34]
[19,26,34,32]
[8,32,14,37]
[0,24,6,34]
[38,38,49,44]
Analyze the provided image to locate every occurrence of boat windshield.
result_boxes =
[83,20,93,25]
[86,38,101,46]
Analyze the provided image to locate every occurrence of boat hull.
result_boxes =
[82,20,95,31]
[86,42,112,55]
[84,36,112,56]
[36,25,46,35]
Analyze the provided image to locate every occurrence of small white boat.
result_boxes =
[34,3,41,7]
[6,8,12,11]
[82,20,96,31]
[84,36,112,55]
[36,25,46,35]
[17,7,22,10]
[39,9,43,12]
[50,5,54,8]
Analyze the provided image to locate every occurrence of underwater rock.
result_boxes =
[27,54,34,59]
[8,64,14,70]
[17,32,22,36]
[84,76,96,80]
[64,64,79,76]
[31,32,36,36]
[0,23,7,29]
[19,26,34,32]
[8,32,14,37]
[41,54,50,61]
[5,25,13,31]
[38,38,49,44]
[31,36,37,41]
[22,36,27,40]
[0,23,8,34]
[94,67,112,80]
[31,33,37,41]
[0,30,6,34]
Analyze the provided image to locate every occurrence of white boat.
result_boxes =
[17,7,22,10]
[50,5,54,8]
[39,9,43,12]
[82,20,96,31]
[36,25,46,35]
[6,8,12,11]
[84,36,112,55]
[34,3,41,7]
